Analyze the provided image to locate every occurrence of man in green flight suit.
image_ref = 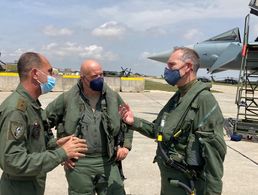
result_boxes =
[120,47,227,195]
[45,59,133,195]
[0,52,87,195]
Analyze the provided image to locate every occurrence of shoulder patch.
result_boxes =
[16,98,27,112]
[8,121,25,140]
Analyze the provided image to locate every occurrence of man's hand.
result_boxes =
[119,104,134,125]
[56,135,74,146]
[116,147,129,161]
[61,137,87,159]
[61,159,76,170]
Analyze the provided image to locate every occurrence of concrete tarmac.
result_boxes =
[0,84,258,195]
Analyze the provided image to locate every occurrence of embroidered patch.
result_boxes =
[8,121,25,140]
[16,99,27,112]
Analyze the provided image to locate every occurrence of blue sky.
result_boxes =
[0,0,255,78]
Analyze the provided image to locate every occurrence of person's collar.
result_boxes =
[16,84,41,109]
[178,79,197,97]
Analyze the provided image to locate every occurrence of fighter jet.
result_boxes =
[148,27,245,73]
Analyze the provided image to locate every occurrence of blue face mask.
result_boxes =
[164,67,181,86]
[90,77,104,91]
[40,75,56,94]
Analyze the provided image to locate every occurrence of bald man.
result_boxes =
[46,59,133,195]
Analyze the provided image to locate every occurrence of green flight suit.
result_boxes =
[46,81,133,195]
[131,80,226,195]
[0,84,67,195]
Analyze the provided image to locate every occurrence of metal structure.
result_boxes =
[0,52,6,72]
[103,67,133,77]
[234,1,258,138]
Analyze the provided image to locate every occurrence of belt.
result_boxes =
[2,172,36,181]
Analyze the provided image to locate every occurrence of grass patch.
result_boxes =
[145,80,177,92]
[144,79,222,93]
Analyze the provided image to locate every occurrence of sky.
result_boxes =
[0,0,256,78]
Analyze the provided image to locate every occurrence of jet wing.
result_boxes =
[208,43,242,73]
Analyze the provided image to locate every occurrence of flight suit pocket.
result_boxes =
[186,133,203,167]
[30,121,41,140]
[196,131,226,160]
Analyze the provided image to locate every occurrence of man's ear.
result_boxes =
[185,62,193,72]
[31,68,38,80]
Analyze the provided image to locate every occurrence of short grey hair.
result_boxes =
[173,47,200,73]
[17,52,43,81]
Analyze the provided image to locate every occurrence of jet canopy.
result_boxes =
[204,28,241,42]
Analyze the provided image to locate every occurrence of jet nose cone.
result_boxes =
[148,51,172,63]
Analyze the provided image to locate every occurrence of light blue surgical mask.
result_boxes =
[164,67,181,86]
[37,69,56,94]
[40,75,56,94]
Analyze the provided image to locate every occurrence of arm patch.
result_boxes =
[8,121,25,140]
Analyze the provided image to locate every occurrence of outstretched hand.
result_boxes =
[119,104,134,125]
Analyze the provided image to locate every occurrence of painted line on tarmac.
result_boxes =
[62,75,80,79]
[227,144,258,166]
[0,72,18,76]
[121,77,144,81]
[142,93,165,107]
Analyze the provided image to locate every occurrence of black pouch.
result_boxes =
[31,121,41,139]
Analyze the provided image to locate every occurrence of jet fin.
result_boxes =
[209,43,242,73]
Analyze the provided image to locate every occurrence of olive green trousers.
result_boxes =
[0,173,44,195]
[65,156,125,195]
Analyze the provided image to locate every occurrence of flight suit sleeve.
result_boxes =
[122,125,133,150]
[117,94,134,150]
[194,92,227,194]
[130,117,156,139]
[45,93,66,128]
[41,109,57,150]
[0,110,67,177]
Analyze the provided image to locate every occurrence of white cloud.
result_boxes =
[42,42,58,50]
[145,27,167,36]
[43,25,73,36]
[183,28,204,41]
[92,21,126,38]
[4,48,34,58]
[42,42,118,61]
[140,51,152,59]
[97,0,248,31]
[80,45,118,60]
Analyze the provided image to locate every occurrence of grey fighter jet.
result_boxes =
[149,28,246,73]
